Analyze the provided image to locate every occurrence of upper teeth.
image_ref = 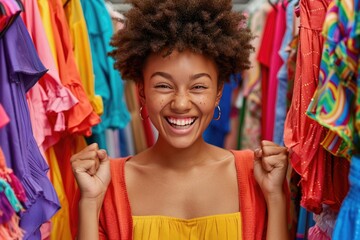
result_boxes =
[167,117,195,126]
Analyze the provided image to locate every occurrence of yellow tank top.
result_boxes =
[132,212,242,240]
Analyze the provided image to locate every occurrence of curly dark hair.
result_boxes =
[109,0,254,84]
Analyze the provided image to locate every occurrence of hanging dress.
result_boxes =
[283,0,336,213]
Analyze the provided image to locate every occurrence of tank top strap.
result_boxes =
[231,149,267,240]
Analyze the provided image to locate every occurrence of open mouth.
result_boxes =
[166,117,197,128]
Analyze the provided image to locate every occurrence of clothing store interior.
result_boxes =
[0,0,358,239]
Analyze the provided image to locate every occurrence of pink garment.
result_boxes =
[264,2,287,141]
[26,84,51,156]
[40,221,51,240]
[21,0,78,151]
[308,205,337,240]
[308,226,331,240]
[0,104,9,128]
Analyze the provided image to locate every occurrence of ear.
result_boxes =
[215,82,224,106]
[137,82,146,105]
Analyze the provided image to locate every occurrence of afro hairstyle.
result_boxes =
[109,0,254,84]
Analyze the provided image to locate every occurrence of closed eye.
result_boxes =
[155,84,172,89]
[192,85,208,90]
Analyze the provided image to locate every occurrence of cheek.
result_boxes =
[196,94,216,106]
[159,99,165,108]
[147,95,168,111]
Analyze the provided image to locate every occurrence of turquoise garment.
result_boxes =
[81,0,131,149]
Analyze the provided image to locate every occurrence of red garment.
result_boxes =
[257,7,277,140]
[284,0,335,213]
[264,3,286,141]
[98,150,268,240]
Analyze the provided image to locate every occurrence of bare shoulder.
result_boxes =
[204,144,235,165]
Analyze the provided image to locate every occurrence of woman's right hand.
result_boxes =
[71,143,111,201]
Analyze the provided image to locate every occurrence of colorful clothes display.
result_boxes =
[307,0,360,159]
[63,0,103,116]
[47,0,100,136]
[0,17,60,239]
[22,0,78,152]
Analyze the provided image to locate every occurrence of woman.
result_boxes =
[71,0,290,239]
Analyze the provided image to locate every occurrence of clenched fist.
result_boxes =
[253,140,289,202]
[71,143,111,201]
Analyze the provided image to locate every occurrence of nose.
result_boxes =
[170,92,192,113]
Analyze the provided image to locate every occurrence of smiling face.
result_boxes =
[139,50,223,149]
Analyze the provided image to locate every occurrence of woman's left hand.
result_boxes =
[253,140,289,202]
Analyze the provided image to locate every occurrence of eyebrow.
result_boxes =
[150,72,212,81]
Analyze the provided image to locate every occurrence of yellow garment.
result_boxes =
[37,0,58,68]
[46,147,72,240]
[132,212,242,240]
[63,0,103,115]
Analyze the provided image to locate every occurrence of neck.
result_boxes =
[148,137,214,170]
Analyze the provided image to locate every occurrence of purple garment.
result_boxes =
[0,192,15,224]
[0,16,60,239]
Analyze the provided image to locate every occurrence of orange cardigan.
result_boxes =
[99,150,268,240]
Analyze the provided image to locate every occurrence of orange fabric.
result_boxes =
[47,0,100,136]
[234,150,267,240]
[98,150,268,240]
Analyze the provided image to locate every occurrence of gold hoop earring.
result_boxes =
[139,106,148,120]
[213,105,221,121]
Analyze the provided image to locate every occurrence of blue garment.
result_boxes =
[0,17,60,239]
[296,206,316,240]
[273,0,296,145]
[333,154,360,239]
[119,128,129,157]
[203,74,239,147]
[81,0,131,149]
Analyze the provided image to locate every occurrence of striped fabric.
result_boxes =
[307,0,360,159]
